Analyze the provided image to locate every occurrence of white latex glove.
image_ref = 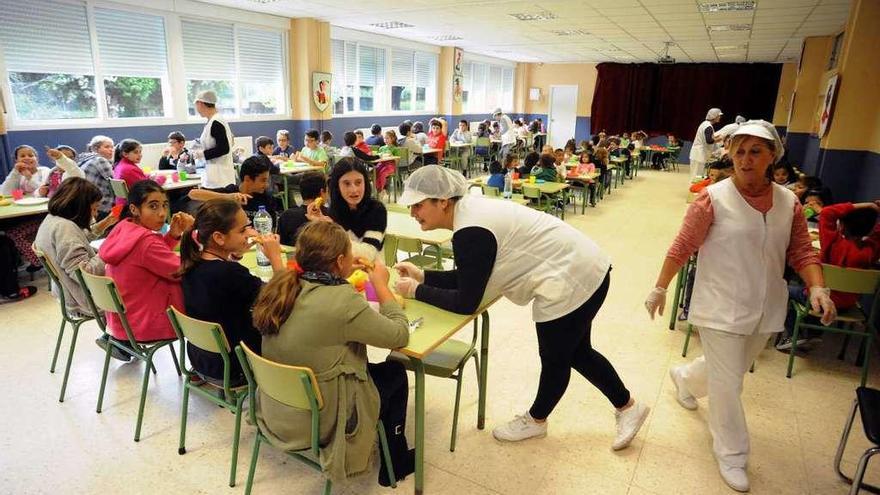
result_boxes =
[192,149,205,160]
[809,286,837,326]
[395,277,419,299]
[394,262,425,283]
[644,287,667,320]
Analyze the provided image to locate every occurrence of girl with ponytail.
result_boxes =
[179,198,284,384]
[251,221,415,486]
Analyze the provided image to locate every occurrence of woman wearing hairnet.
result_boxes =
[394,166,649,450]
[645,120,836,492]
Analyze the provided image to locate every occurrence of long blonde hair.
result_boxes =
[252,222,351,335]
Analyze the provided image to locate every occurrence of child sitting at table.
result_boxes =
[793,175,822,202]
[38,146,84,198]
[112,139,148,205]
[179,198,285,384]
[188,156,280,223]
[1,145,51,197]
[593,145,611,192]
[397,122,422,165]
[375,131,400,199]
[777,200,880,350]
[365,124,385,146]
[159,132,191,171]
[772,162,797,188]
[295,129,330,172]
[803,187,833,223]
[251,221,413,486]
[424,119,447,165]
[486,160,506,190]
[319,130,334,152]
[273,130,295,158]
[97,180,194,359]
[340,131,381,162]
[412,122,428,145]
[278,171,328,246]
[532,153,560,182]
[353,130,372,155]
[571,152,598,207]
[521,151,540,178]
[689,160,733,193]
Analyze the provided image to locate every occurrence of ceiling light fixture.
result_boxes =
[714,43,749,50]
[509,11,557,21]
[698,1,756,13]
[431,35,462,41]
[552,29,590,36]
[707,24,752,32]
[369,21,414,29]
[246,0,280,3]
[658,41,676,64]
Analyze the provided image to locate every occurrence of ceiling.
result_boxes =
[195,0,852,64]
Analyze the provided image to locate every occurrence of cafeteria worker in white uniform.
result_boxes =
[191,90,236,189]
[394,166,649,449]
[645,120,836,492]
[690,107,723,179]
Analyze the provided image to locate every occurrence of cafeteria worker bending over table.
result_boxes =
[393,166,649,449]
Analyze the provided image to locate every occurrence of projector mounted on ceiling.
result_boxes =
[658,42,676,64]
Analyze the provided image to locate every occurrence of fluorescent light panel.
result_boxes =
[707,24,752,32]
[509,11,557,21]
[698,1,756,13]
[369,21,414,29]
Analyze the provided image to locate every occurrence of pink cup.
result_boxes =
[154,175,167,186]
[11,189,24,200]
[171,172,180,182]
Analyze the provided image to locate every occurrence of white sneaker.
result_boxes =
[718,464,750,492]
[492,412,547,442]
[612,401,649,450]
[669,366,698,410]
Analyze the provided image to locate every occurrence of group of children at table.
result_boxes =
[30,153,417,485]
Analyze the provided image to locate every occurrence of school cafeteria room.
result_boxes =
[2,0,880,493]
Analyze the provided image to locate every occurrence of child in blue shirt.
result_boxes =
[486,160,505,189]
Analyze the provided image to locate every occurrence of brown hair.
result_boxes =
[177,199,243,276]
[252,222,351,335]
[48,177,102,229]
[728,134,777,161]
[383,130,398,146]
[593,146,609,165]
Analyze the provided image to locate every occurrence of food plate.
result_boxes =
[13,197,49,206]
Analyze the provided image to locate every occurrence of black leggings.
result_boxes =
[529,269,630,420]
[368,361,411,484]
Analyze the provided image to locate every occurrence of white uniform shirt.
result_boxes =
[200,113,236,189]
[689,120,715,163]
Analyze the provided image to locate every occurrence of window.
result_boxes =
[391,50,414,112]
[331,40,386,114]
[390,49,437,112]
[238,27,285,115]
[461,61,514,113]
[94,7,169,118]
[182,22,237,116]
[0,0,97,121]
[414,52,436,111]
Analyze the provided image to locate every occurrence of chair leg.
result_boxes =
[323,478,332,495]
[682,324,693,357]
[134,351,157,442]
[450,366,465,452]
[786,311,804,379]
[471,353,482,393]
[376,420,397,488]
[50,318,67,373]
[96,339,114,413]
[229,394,246,487]
[58,321,82,403]
[244,435,262,495]
[849,448,880,495]
[839,329,852,361]
[169,344,181,377]
[178,383,191,455]
[668,266,685,330]
[859,334,873,388]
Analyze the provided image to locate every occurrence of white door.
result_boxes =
[548,85,578,149]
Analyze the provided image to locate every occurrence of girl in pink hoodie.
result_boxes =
[112,139,148,206]
[98,180,194,343]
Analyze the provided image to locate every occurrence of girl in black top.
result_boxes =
[178,199,286,383]
[306,157,387,261]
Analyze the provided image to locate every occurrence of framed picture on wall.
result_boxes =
[818,73,839,138]
[453,47,463,76]
[453,75,463,103]
[312,72,331,112]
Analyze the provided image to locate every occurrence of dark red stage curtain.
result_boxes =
[591,63,782,141]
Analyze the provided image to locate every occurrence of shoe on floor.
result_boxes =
[718,464,750,492]
[669,366,698,410]
[612,401,649,450]
[95,336,132,362]
[0,286,37,304]
[775,336,809,351]
[492,412,547,442]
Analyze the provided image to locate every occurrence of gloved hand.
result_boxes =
[644,287,667,320]
[809,286,837,326]
[192,149,205,160]
[394,262,425,283]
[395,277,419,299]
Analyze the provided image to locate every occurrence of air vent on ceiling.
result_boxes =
[698,1,756,12]
[552,29,590,36]
[369,21,414,29]
[707,24,752,32]
[431,35,462,41]
[509,11,557,21]
[714,43,749,50]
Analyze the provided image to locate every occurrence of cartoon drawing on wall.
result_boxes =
[313,72,331,112]
[453,76,463,103]
[818,73,838,138]
[453,48,463,76]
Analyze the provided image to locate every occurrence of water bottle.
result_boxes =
[254,206,272,267]
[503,170,513,199]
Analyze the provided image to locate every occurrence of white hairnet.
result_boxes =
[398,166,469,206]
[706,108,723,120]
[731,119,785,164]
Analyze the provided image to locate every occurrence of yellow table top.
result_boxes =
[565,172,600,182]
[469,177,570,194]
[0,200,49,221]
[386,210,452,245]
[280,162,324,175]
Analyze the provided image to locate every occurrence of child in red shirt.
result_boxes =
[425,119,447,164]
[818,201,880,308]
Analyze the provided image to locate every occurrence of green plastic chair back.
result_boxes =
[78,269,125,314]
[32,245,63,290]
[397,147,410,166]
[384,203,409,214]
[822,264,880,295]
[475,137,491,148]
[110,179,129,200]
[522,184,542,200]
[237,341,323,411]
[167,306,230,353]
[481,184,500,197]
[397,237,423,255]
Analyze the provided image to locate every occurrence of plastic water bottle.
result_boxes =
[254,207,272,267]
[503,170,513,199]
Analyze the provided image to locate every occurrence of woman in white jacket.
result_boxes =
[645,121,835,492]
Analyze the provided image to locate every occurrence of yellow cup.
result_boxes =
[529,175,536,184]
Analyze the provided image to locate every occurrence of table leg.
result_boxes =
[477,311,490,430]
[413,358,425,495]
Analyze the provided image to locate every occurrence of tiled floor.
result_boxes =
[2,167,878,494]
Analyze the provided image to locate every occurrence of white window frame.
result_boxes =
[461,59,515,114]
[0,0,290,131]
[333,40,386,115]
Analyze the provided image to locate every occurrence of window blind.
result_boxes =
[94,8,167,77]
[238,27,283,84]
[359,45,383,86]
[332,39,345,85]
[415,52,435,88]
[391,49,414,87]
[181,20,235,81]
[0,0,94,74]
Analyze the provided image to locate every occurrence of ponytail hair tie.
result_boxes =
[287,259,304,274]
[191,229,204,252]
